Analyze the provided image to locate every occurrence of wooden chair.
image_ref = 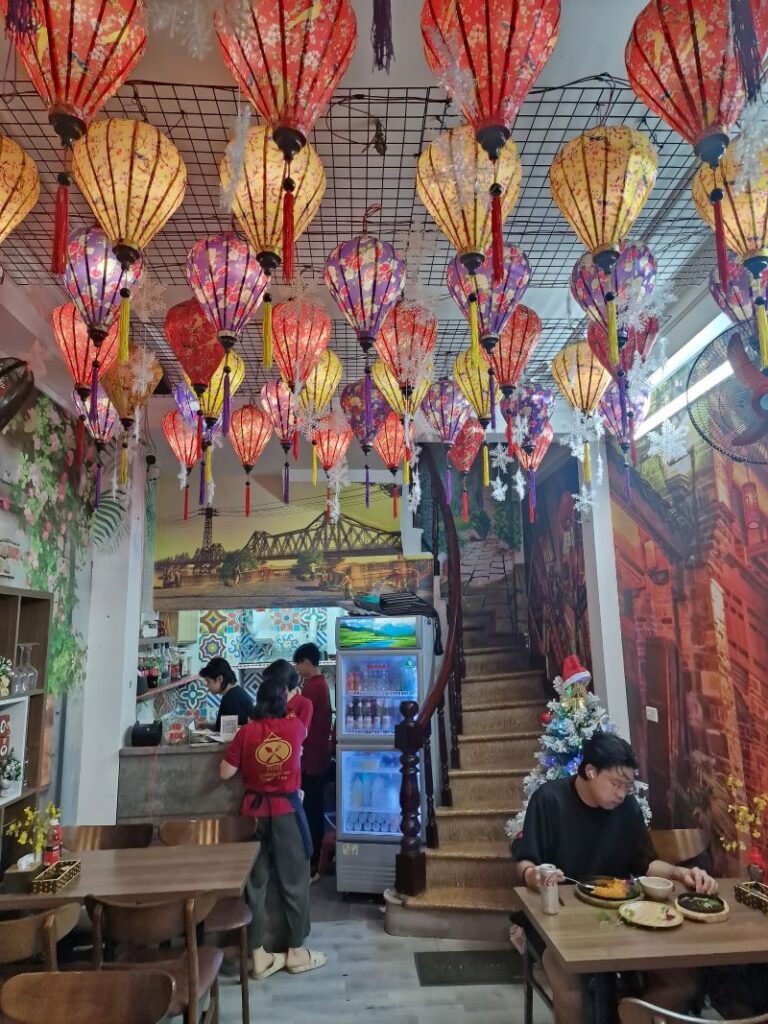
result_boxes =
[158,817,253,1024]
[0,903,80,976]
[0,970,175,1024]
[650,829,708,866]
[86,894,222,1024]
[61,823,154,852]
[619,998,768,1023]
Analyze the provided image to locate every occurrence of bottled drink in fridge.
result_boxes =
[382,702,392,730]
[372,700,382,732]
[362,699,372,730]
[345,698,355,732]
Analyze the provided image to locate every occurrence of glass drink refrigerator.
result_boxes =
[335,615,431,894]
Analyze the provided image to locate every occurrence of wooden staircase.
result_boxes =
[385,586,546,940]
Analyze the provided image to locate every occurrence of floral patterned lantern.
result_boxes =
[272,298,330,393]
[709,258,768,324]
[261,379,299,505]
[73,384,117,507]
[314,416,353,520]
[421,379,472,503]
[375,300,437,390]
[371,358,430,439]
[454,349,492,486]
[372,411,407,519]
[514,423,553,523]
[164,298,223,460]
[186,231,267,433]
[230,404,273,517]
[421,0,560,281]
[101,344,162,486]
[63,225,143,341]
[448,416,485,521]
[502,386,555,520]
[340,376,390,507]
[72,118,186,365]
[600,379,652,500]
[446,243,530,360]
[0,135,39,249]
[216,0,356,280]
[570,245,656,332]
[551,340,612,484]
[325,208,406,429]
[300,349,342,418]
[188,350,246,506]
[549,126,658,365]
[0,0,146,272]
[587,318,659,382]
[162,410,198,521]
[484,305,541,420]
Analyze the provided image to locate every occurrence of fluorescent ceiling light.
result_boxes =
[635,359,733,439]
[648,312,732,390]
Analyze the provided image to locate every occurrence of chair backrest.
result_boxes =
[61,823,154,851]
[620,998,768,1023]
[649,828,708,865]
[0,903,80,968]
[0,969,175,1024]
[86,893,217,949]
[158,816,253,847]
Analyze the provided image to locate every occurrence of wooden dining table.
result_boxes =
[0,843,260,910]
[512,880,768,1024]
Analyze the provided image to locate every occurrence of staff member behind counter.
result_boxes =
[199,657,254,732]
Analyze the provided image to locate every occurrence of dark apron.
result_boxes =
[245,789,313,860]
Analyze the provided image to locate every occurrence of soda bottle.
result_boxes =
[345,697,355,732]
[352,698,362,730]
[372,699,382,732]
[362,699,372,730]
[382,701,392,731]
[43,815,62,867]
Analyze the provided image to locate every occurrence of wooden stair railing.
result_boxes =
[394,445,464,897]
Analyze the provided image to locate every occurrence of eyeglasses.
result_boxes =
[606,774,636,794]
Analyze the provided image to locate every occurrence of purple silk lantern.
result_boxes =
[174,382,223,506]
[260,379,299,505]
[324,207,406,430]
[186,232,268,435]
[446,244,531,353]
[73,384,117,508]
[63,225,143,420]
[600,380,651,501]
[340,376,390,507]
[500,387,555,522]
[421,379,472,505]
[709,258,768,324]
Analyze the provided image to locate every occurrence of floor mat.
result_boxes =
[414,949,523,987]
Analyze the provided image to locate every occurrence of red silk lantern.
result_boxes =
[375,300,437,390]
[421,0,560,282]
[448,416,485,522]
[511,421,553,523]
[483,304,541,398]
[373,411,406,518]
[230,404,273,517]
[215,0,356,280]
[272,298,331,392]
[587,318,659,379]
[0,0,147,273]
[164,298,223,460]
[260,379,299,505]
[314,417,353,520]
[52,303,118,400]
[162,410,198,521]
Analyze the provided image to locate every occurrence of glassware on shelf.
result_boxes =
[10,645,26,697]
[24,644,38,693]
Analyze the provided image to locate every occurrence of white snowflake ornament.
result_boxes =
[646,419,689,466]
[513,467,527,501]
[491,475,508,502]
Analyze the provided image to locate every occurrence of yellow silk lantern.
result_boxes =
[550,126,658,366]
[416,124,522,275]
[186,350,246,485]
[0,135,39,247]
[692,141,768,367]
[454,348,492,486]
[101,344,163,485]
[300,349,342,416]
[372,358,430,420]
[551,340,611,484]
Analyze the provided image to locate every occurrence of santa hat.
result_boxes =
[562,654,591,687]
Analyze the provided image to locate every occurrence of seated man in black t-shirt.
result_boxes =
[512,732,717,1023]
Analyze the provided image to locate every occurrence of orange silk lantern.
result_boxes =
[164,298,223,459]
[551,340,611,485]
[230,404,273,517]
[512,422,553,524]
[314,417,353,520]
[101,343,162,486]
[272,298,331,392]
[373,411,407,518]
[483,304,541,407]
[375,300,437,390]
[162,410,198,520]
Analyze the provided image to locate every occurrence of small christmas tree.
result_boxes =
[506,655,651,837]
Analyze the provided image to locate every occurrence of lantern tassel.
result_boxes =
[624,459,632,503]
[75,417,85,469]
[262,293,273,369]
[118,288,131,365]
[282,178,296,282]
[711,190,729,291]
[461,482,469,522]
[283,461,290,505]
[326,485,331,522]
[51,170,70,276]
[119,443,129,487]
[730,0,762,102]
[606,293,619,367]
[468,293,480,368]
[245,479,251,517]
[618,371,629,438]
[205,443,213,484]
[583,441,592,485]
[312,444,318,486]
[489,370,497,430]
[403,457,410,486]
[364,360,373,432]
[94,460,102,508]
[184,483,189,521]
[371,0,394,72]
[482,443,490,487]
[506,412,512,448]
[392,482,398,519]
[196,412,204,462]
[292,430,299,462]
[528,468,536,524]
[222,366,231,436]
[89,359,99,425]
[199,458,206,506]
[490,184,503,286]
[365,463,370,507]
[445,465,452,506]
[755,298,768,370]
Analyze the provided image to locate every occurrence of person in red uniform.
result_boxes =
[293,642,332,880]
[220,659,326,980]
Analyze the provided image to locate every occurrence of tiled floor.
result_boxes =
[217,877,552,1023]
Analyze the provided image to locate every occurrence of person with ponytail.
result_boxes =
[220,659,327,980]
[199,657,254,732]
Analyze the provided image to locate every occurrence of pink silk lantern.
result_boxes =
[448,416,485,522]
[73,383,117,507]
[314,417,353,520]
[484,305,541,427]
[340,376,390,507]
[446,243,531,354]
[260,379,299,505]
[271,298,330,392]
[375,299,437,389]
[421,378,472,504]
[372,410,408,519]
[600,379,652,500]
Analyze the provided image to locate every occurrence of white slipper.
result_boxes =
[250,952,286,981]
[285,949,328,975]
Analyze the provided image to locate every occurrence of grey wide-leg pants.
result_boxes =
[245,812,311,951]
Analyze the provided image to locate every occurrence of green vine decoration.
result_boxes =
[10,396,92,696]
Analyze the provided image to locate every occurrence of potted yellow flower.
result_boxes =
[4,803,60,892]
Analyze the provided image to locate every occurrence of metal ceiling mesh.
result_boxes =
[0,74,716,390]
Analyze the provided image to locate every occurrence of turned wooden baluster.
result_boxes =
[395,699,426,896]
[423,724,438,849]
[436,693,451,806]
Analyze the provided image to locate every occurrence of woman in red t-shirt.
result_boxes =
[220,660,327,979]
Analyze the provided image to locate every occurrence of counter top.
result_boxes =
[120,742,230,756]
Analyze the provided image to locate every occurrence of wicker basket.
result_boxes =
[734,880,768,914]
[31,859,81,894]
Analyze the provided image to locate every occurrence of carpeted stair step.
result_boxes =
[461,670,545,704]
[461,699,543,735]
[402,885,516,915]
[448,767,526,809]
[458,732,540,770]
[435,807,517,844]
[464,646,533,674]
[425,841,516,888]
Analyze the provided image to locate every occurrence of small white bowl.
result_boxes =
[639,876,674,902]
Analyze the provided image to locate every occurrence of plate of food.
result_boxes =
[575,876,643,908]
[619,901,684,929]
[675,893,730,923]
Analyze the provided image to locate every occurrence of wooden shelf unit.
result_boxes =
[0,586,52,871]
